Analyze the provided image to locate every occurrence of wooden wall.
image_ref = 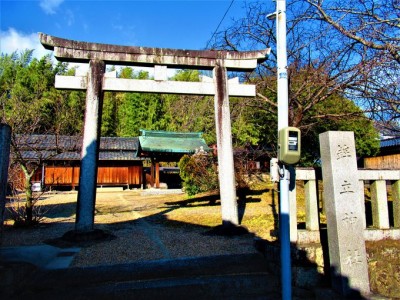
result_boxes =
[364,153,400,169]
[43,163,143,188]
[45,166,79,187]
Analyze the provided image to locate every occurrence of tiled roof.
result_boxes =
[380,137,400,148]
[15,135,140,161]
[16,135,139,151]
[16,135,80,151]
[99,152,138,160]
[100,137,139,150]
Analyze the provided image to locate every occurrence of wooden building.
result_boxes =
[16,135,143,190]
[15,131,210,190]
[364,137,400,169]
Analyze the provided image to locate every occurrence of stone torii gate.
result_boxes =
[39,33,269,233]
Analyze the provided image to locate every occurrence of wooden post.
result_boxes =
[0,124,11,227]
[75,59,105,232]
[213,62,239,227]
[155,162,160,188]
[150,160,155,188]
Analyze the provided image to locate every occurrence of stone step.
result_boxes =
[11,253,290,299]
[23,272,279,299]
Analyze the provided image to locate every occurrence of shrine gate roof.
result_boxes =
[39,33,270,71]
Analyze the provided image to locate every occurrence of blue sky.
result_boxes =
[1,0,255,60]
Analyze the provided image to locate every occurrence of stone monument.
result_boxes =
[319,131,370,296]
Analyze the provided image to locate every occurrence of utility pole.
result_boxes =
[277,0,291,298]
[269,0,292,299]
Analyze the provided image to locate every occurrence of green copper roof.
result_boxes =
[139,130,210,154]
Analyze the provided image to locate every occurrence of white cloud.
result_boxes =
[0,28,52,59]
[0,29,178,78]
[64,9,75,26]
[39,0,65,15]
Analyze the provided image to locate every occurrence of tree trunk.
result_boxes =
[24,174,33,224]
[21,165,34,225]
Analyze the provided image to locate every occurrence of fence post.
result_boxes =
[392,180,400,228]
[370,180,390,229]
[289,185,297,243]
[305,179,319,230]
[359,180,367,229]
[0,124,11,227]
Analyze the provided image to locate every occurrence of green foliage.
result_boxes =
[253,70,380,165]
[299,94,380,165]
[0,51,81,135]
[172,69,201,82]
[101,92,118,136]
[178,154,219,196]
[230,97,266,146]
[101,67,165,137]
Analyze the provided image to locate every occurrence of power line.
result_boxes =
[205,0,235,49]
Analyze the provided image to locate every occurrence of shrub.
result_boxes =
[178,153,219,196]
[178,151,251,196]
[6,195,47,227]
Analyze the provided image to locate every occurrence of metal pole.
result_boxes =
[276,0,292,299]
[279,166,291,300]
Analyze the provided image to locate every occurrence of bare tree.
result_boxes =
[303,0,400,135]
[211,1,369,126]
[209,1,380,162]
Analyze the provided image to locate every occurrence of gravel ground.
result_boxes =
[1,189,260,268]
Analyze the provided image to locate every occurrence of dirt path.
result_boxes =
[118,193,172,259]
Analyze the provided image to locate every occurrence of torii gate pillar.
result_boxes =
[214,63,239,226]
[75,59,105,232]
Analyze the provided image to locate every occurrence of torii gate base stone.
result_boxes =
[40,33,269,235]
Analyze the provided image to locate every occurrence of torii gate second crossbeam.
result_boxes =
[39,33,270,233]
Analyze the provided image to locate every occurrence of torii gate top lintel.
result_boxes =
[39,33,270,71]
